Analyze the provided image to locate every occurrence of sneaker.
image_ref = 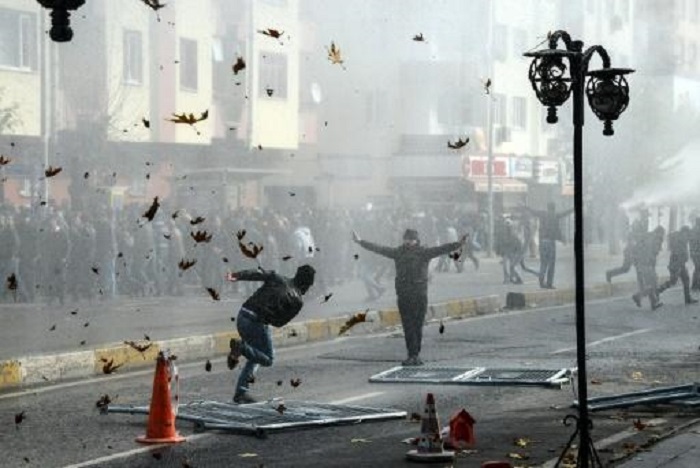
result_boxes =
[233,392,257,404]
[686,298,699,305]
[227,338,242,370]
[651,301,664,311]
[401,356,424,367]
[632,294,642,308]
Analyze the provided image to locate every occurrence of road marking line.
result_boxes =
[550,328,652,355]
[331,391,385,404]
[61,433,210,468]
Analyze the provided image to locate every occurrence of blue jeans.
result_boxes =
[235,308,274,396]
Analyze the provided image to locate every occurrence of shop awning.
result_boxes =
[471,177,528,193]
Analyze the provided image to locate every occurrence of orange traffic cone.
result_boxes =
[136,352,185,444]
[406,393,455,463]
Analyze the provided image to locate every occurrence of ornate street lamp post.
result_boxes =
[36,0,86,42]
[524,31,633,467]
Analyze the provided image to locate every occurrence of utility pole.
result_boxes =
[486,0,495,257]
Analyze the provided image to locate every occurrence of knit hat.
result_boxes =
[403,229,420,241]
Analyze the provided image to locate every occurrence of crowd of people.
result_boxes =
[0,200,507,306]
[606,209,700,310]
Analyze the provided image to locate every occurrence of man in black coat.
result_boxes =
[352,228,466,366]
[657,226,698,305]
[226,265,316,404]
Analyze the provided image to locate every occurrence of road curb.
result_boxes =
[0,279,644,390]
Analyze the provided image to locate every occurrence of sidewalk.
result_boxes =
[615,420,700,468]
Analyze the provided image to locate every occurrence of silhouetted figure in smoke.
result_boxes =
[521,202,574,289]
[606,209,649,284]
[632,226,665,310]
[657,226,698,304]
[496,217,524,284]
[689,218,700,291]
[352,228,467,366]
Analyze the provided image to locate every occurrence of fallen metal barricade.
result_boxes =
[369,366,572,388]
[574,383,700,412]
[103,399,407,437]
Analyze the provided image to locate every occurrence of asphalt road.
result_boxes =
[2,285,699,468]
[0,245,651,359]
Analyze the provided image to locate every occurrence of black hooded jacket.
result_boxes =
[236,270,304,327]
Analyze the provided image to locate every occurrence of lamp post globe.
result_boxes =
[586,68,634,135]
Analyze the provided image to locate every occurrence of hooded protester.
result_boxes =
[352,228,467,366]
[632,226,665,310]
[657,226,698,305]
[226,264,316,404]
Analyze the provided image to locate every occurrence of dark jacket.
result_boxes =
[237,269,304,327]
[667,230,690,267]
[357,240,462,295]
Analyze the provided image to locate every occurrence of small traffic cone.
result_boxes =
[136,352,185,444]
[406,393,455,463]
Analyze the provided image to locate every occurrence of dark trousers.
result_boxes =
[658,264,692,302]
[692,255,700,291]
[633,263,660,308]
[607,248,632,279]
[539,239,556,288]
[397,292,428,359]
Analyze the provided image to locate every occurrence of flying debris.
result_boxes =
[101,358,123,375]
[339,312,368,335]
[141,0,166,11]
[95,394,112,409]
[6,273,17,291]
[326,41,345,67]
[142,197,160,221]
[178,259,197,271]
[232,56,246,75]
[191,230,213,243]
[124,340,153,354]
[483,78,492,94]
[447,137,469,149]
[412,33,426,42]
[206,287,220,301]
[258,28,284,39]
[44,166,62,177]
[239,241,264,259]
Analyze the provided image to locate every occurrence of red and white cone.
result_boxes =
[406,393,455,463]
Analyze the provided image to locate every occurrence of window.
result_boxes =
[511,28,527,58]
[677,39,686,65]
[493,93,506,126]
[180,38,199,91]
[586,0,595,13]
[689,43,697,67]
[493,25,508,61]
[511,96,527,128]
[0,8,37,70]
[259,52,288,99]
[620,0,630,21]
[123,30,143,85]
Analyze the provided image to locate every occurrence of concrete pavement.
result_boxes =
[1,243,651,390]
